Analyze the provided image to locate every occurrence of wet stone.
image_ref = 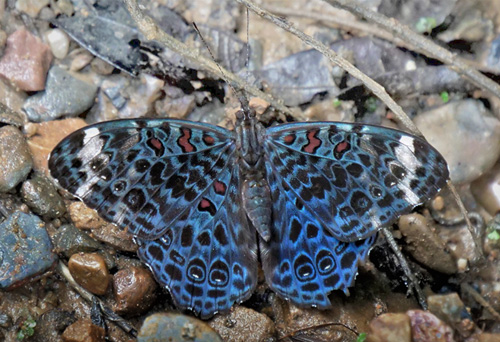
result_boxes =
[31,309,76,342]
[407,310,455,342]
[0,28,53,91]
[0,102,25,127]
[68,252,110,295]
[113,266,157,316]
[23,66,98,122]
[209,306,275,342]
[0,212,58,289]
[21,173,66,218]
[398,214,458,274]
[62,319,105,342]
[68,202,108,230]
[428,293,476,339]
[414,99,500,184]
[0,125,33,193]
[91,223,138,253]
[138,312,223,342]
[52,224,102,258]
[367,313,411,342]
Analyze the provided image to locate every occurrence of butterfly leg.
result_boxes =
[381,227,428,310]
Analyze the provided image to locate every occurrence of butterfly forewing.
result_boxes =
[49,119,235,240]
[263,122,449,242]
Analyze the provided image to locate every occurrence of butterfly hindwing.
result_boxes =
[260,164,376,308]
[137,163,258,318]
[263,122,449,242]
[49,118,235,240]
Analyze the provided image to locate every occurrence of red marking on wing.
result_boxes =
[200,198,211,209]
[203,134,215,145]
[335,141,349,153]
[283,134,295,145]
[303,129,321,153]
[178,128,195,152]
[150,138,163,150]
[214,181,227,195]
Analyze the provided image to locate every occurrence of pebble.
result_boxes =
[26,118,87,172]
[23,66,98,122]
[45,28,70,59]
[21,173,66,218]
[91,223,138,253]
[15,0,50,17]
[68,202,108,230]
[113,266,157,316]
[0,212,58,289]
[52,224,102,258]
[398,214,458,274]
[138,312,223,342]
[428,293,476,339]
[471,161,500,215]
[61,319,105,342]
[68,252,110,295]
[0,28,53,91]
[414,99,500,184]
[209,306,275,342]
[32,309,76,342]
[0,101,25,127]
[0,125,33,192]
[407,310,455,342]
[367,313,411,342]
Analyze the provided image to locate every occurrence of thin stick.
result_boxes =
[462,283,500,321]
[122,0,302,120]
[381,228,428,310]
[324,0,500,99]
[234,0,421,136]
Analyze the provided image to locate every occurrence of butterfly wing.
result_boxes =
[263,122,449,242]
[50,119,258,318]
[49,118,235,240]
[261,165,375,307]
[138,162,257,318]
[260,121,448,307]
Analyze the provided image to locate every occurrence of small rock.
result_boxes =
[52,224,102,258]
[45,29,70,59]
[0,28,53,91]
[0,212,58,289]
[69,49,94,72]
[62,319,105,342]
[0,125,33,192]
[90,58,115,75]
[414,99,500,184]
[367,313,411,342]
[407,310,455,342]
[21,173,66,218]
[15,0,50,17]
[68,202,108,230]
[471,161,500,215]
[113,266,157,316]
[209,306,275,342]
[398,214,457,274]
[0,102,25,127]
[23,66,98,122]
[26,118,87,172]
[68,252,110,295]
[428,293,470,327]
[138,312,223,342]
[91,223,137,253]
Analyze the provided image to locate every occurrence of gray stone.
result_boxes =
[0,126,33,192]
[23,66,98,122]
[0,212,58,289]
[21,173,66,218]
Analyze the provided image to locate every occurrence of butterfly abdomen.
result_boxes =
[241,174,272,242]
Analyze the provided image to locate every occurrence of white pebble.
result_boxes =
[46,29,70,59]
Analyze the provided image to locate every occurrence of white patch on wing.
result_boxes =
[83,127,100,145]
[394,136,420,173]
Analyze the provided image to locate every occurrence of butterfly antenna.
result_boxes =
[192,22,251,114]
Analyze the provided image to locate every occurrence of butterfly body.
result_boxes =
[49,111,449,318]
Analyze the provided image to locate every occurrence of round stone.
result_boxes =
[68,253,110,295]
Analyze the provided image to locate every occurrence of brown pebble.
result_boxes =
[113,266,157,316]
[68,253,110,295]
[62,319,105,342]
[0,28,52,91]
[367,313,411,342]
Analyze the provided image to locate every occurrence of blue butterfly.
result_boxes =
[49,107,448,318]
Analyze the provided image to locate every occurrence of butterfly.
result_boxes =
[49,106,449,318]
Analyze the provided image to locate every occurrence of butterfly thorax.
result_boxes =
[235,108,272,242]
